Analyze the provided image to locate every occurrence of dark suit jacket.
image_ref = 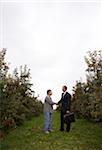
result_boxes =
[58,92,71,114]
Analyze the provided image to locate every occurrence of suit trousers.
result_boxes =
[60,111,71,132]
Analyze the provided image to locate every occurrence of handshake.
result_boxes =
[52,102,60,110]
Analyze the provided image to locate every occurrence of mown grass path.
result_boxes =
[1,112,102,150]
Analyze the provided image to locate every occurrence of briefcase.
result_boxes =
[64,112,75,124]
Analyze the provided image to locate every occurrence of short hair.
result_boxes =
[63,85,67,90]
[47,89,51,94]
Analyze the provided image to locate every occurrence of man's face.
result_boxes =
[49,91,52,96]
[62,86,66,92]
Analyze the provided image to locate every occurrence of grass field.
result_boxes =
[0,112,102,150]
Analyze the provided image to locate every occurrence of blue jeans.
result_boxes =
[44,112,52,131]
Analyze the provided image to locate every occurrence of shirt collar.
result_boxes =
[63,91,67,96]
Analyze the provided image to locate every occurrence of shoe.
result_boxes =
[45,131,50,134]
[66,130,70,132]
[49,129,54,132]
[60,129,64,132]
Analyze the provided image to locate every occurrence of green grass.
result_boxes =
[0,112,102,150]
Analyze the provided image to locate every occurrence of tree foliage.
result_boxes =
[72,50,102,122]
[0,49,43,133]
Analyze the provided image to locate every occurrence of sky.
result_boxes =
[0,0,102,102]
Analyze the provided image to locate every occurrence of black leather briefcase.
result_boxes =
[64,112,75,124]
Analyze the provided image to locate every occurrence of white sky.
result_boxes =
[0,0,102,102]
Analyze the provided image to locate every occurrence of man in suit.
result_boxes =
[44,89,55,134]
[58,85,71,132]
